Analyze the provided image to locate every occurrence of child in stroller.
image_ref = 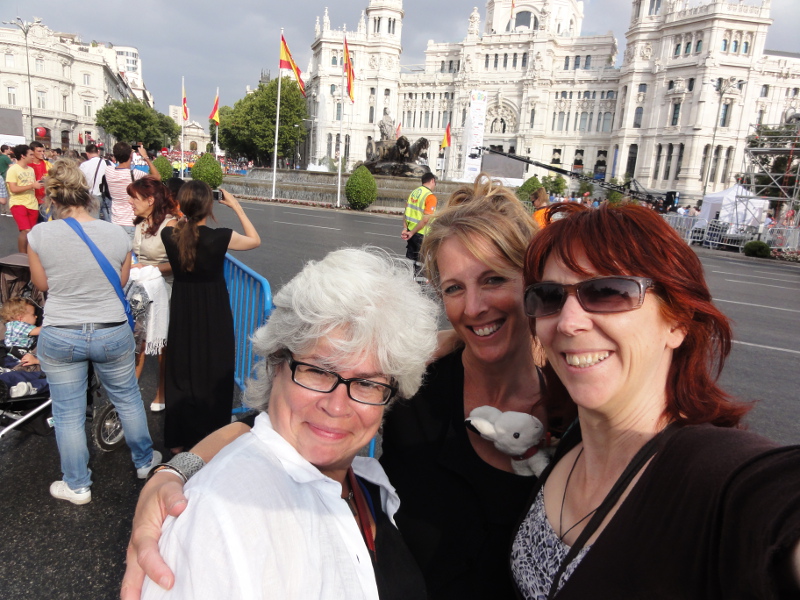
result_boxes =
[1,296,41,359]
[0,254,125,450]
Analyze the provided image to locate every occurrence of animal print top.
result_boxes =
[511,488,591,599]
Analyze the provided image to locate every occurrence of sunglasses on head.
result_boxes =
[524,276,655,318]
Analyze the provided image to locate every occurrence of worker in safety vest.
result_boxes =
[400,173,437,275]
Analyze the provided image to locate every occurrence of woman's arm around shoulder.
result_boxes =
[120,421,252,599]
[219,189,260,251]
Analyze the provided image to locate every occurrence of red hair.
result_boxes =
[127,177,178,236]
[525,203,750,428]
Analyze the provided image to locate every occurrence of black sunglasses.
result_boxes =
[524,276,655,318]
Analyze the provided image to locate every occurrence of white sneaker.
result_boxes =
[136,450,162,479]
[50,480,91,505]
[150,402,165,412]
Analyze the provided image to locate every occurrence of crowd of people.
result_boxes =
[2,153,800,598]
[0,141,260,507]
[115,173,800,600]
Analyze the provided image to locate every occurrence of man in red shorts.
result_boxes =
[29,141,51,219]
[6,145,43,252]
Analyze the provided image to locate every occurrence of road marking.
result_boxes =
[732,340,800,355]
[723,279,800,290]
[754,269,800,277]
[283,210,333,219]
[365,231,397,238]
[715,299,800,313]
[355,220,395,227]
[712,270,798,283]
[243,206,264,211]
[273,221,340,230]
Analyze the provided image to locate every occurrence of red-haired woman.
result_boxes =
[511,203,800,598]
[128,177,178,411]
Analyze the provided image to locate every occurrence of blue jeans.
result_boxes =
[38,323,154,490]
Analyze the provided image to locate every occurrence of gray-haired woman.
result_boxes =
[139,248,439,600]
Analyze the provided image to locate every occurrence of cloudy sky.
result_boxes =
[6,0,794,125]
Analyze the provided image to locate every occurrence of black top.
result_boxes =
[380,350,538,599]
[512,423,800,599]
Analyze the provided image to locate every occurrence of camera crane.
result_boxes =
[469,146,665,206]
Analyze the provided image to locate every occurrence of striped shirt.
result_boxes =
[104,165,147,226]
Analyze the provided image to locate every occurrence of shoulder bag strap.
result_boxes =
[62,217,134,331]
[547,423,681,599]
[91,157,103,190]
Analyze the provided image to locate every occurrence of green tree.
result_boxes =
[605,177,624,204]
[516,175,542,202]
[219,78,307,165]
[578,172,595,197]
[152,156,173,182]
[95,99,178,150]
[345,166,377,210]
[542,174,567,196]
[191,153,223,189]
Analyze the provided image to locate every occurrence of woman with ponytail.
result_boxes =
[161,182,260,454]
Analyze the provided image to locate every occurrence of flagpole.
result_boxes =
[272,30,284,200]
[181,76,185,180]
[335,38,347,208]
[215,87,219,154]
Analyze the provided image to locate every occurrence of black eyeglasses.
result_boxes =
[284,354,397,406]
[524,276,655,318]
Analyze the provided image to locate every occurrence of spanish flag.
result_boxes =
[343,37,355,103]
[209,91,220,124]
[441,122,451,149]
[182,81,188,121]
[279,35,306,97]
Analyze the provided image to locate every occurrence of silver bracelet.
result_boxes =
[167,452,206,482]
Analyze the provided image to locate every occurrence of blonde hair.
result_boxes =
[0,297,34,323]
[421,173,536,293]
[43,158,96,218]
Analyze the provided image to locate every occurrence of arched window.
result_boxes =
[494,54,499,68]
[607,91,615,99]
[732,40,739,53]
[514,10,532,29]
[330,84,336,95]
[721,39,728,52]
[663,144,673,181]
[722,147,734,183]
[561,91,568,99]
[638,83,647,93]
[699,145,710,181]
[336,103,342,120]
[564,56,570,70]
[370,106,375,123]
[688,78,695,91]
[579,112,589,131]
[462,108,467,126]
[695,40,703,53]
[583,91,591,99]
[626,144,639,179]
[332,54,338,66]
[674,43,681,56]
[584,55,591,69]
[602,112,613,132]
[653,144,663,181]
[449,60,454,72]
[529,108,535,127]
[485,54,489,69]
[503,53,508,68]
[684,42,691,54]
[513,53,518,68]
[743,41,750,54]
[557,112,566,131]
[522,52,528,68]
[601,91,606,99]
[440,61,446,72]
[633,107,644,128]
[574,56,581,69]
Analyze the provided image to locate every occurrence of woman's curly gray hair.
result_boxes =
[244,247,440,411]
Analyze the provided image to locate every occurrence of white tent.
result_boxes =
[699,184,769,227]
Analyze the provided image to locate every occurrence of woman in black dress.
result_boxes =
[161,182,260,454]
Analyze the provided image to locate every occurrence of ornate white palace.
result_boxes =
[303,0,799,200]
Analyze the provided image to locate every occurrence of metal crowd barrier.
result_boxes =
[224,254,275,405]
[661,214,707,244]
[762,226,800,251]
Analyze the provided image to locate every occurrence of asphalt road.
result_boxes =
[0,201,798,599]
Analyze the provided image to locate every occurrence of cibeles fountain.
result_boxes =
[358,108,432,178]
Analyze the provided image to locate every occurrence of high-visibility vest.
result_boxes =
[404,185,434,236]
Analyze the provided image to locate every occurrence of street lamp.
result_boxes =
[2,17,39,142]
[701,76,745,199]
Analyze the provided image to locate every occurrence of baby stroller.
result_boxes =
[0,253,125,451]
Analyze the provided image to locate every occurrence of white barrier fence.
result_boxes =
[662,215,799,252]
